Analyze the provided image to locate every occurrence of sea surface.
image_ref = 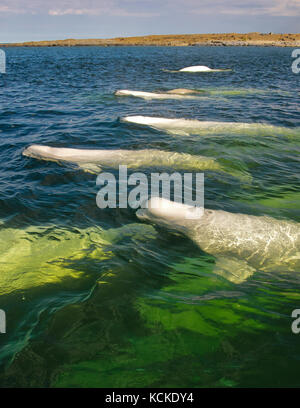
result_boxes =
[0,46,299,387]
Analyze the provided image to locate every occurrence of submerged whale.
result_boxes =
[115,89,204,100]
[122,115,296,137]
[0,223,156,296]
[23,144,226,174]
[137,197,300,283]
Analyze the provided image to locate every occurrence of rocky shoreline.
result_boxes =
[1,33,300,47]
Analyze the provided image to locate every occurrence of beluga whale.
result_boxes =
[136,197,300,284]
[23,144,227,174]
[166,88,204,95]
[115,89,205,100]
[161,65,231,73]
[179,65,230,72]
[122,116,297,137]
[0,222,156,296]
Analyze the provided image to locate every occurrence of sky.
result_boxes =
[0,0,299,43]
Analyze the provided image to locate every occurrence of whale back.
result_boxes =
[179,65,212,72]
[192,209,300,270]
[166,88,202,95]
[137,198,300,274]
[115,89,199,100]
[23,145,223,173]
[122,116,298,138]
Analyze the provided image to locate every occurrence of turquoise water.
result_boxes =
[0,46,299,387]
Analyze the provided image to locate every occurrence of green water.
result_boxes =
[0,46,299,387]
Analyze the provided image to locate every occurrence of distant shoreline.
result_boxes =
[1,33,300,47]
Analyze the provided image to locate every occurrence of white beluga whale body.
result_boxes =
[115,89,203,100]
[166,88,203,95]
[23,144,225,174]
[179,65,230,72]
[122,115,295,137]
[137,197,300,283]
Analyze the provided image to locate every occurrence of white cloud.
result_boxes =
[0,0,160,17]
[0,0,299,17]
[0,4,25,13]
[188,0,300,17]
[48,7,159,16]
[49,8,104,15]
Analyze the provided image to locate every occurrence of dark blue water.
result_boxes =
[0,46,299,387]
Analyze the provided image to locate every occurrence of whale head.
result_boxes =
[23,145,80,162]
[23,145,56,159]
[115,90,132,96]
[136,197,204,233]
[122,116,163,125]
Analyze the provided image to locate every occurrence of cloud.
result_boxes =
[268,0,300,16]
[187,0,300,17]
[48,7,159,17]
[0,0,160,17]
[0,4,26,13]
[49,8,96,15]
[0,0,299,18]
